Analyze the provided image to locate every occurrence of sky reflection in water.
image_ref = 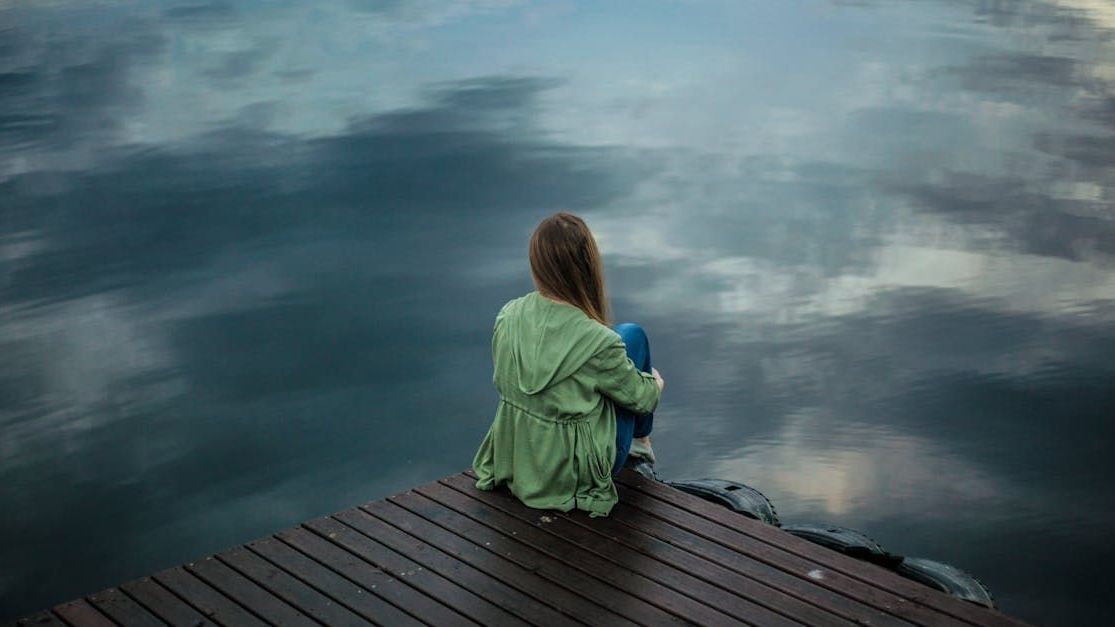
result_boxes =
[1,1,1113,623]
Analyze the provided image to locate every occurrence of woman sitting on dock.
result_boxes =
[472,212,665,518]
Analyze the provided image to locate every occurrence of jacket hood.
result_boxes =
[498,292,616,395]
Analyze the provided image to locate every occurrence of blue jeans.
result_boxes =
[611,322,654,476]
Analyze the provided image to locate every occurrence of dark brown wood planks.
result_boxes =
[11,467,1033,627]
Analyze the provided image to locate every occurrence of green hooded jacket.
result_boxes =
[472,291,661,517]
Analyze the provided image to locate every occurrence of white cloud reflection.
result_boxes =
[0,293,185,458]
[580,0,1115,332]
[598,205,1115,327]
[1053,0,1115,31]
[712,411,1010,521]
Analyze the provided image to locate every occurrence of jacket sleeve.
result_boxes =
[587,335,661,415]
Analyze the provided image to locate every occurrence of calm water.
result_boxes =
[2,1,1114,623]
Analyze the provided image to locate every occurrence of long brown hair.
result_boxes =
[529,212,610,325]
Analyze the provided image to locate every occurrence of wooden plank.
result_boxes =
[15,470,1034,627]
[441,473,798,626]
[431,476,750,626]
[364,496,634,626]
[118,577,216,626]
[15,612,66,626]
[186,556,316,627]
[50,600,114,627]
[553,499,866,627]
[441,473,801,626]
[611,479,963,627]
[276,526,475,626]
[217,546,371,626]
[604,493,915,627]
[390,488,679,626]
[334,507,578,627]
[304,515,528,626]
[615,471,1028,627]
[85,589,162,627]
[249,536,422,627]
[153,567,268,627]
[416,480,695,625]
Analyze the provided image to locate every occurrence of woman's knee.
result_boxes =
[615,322,648,347]
[615,322,650,368]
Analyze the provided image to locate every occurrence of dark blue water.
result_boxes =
[2,1,1113,623]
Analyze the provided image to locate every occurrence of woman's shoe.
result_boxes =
[629,437,656,464]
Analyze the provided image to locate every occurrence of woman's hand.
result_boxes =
[652,368,665,391]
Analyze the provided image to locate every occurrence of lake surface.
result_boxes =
[2,1,1113,623]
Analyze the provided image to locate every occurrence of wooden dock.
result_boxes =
[12,469,1030,626]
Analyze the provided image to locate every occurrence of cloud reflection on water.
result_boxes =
[0,48,653,615]
[0,0,1113,623]
[713,412,1008,519]
[591,4,1114,620]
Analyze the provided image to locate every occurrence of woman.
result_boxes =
[471,212,665,518]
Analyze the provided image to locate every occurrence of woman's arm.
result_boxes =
[588,336,662,415]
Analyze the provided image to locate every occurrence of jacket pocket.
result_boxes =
[589,440,615,480]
